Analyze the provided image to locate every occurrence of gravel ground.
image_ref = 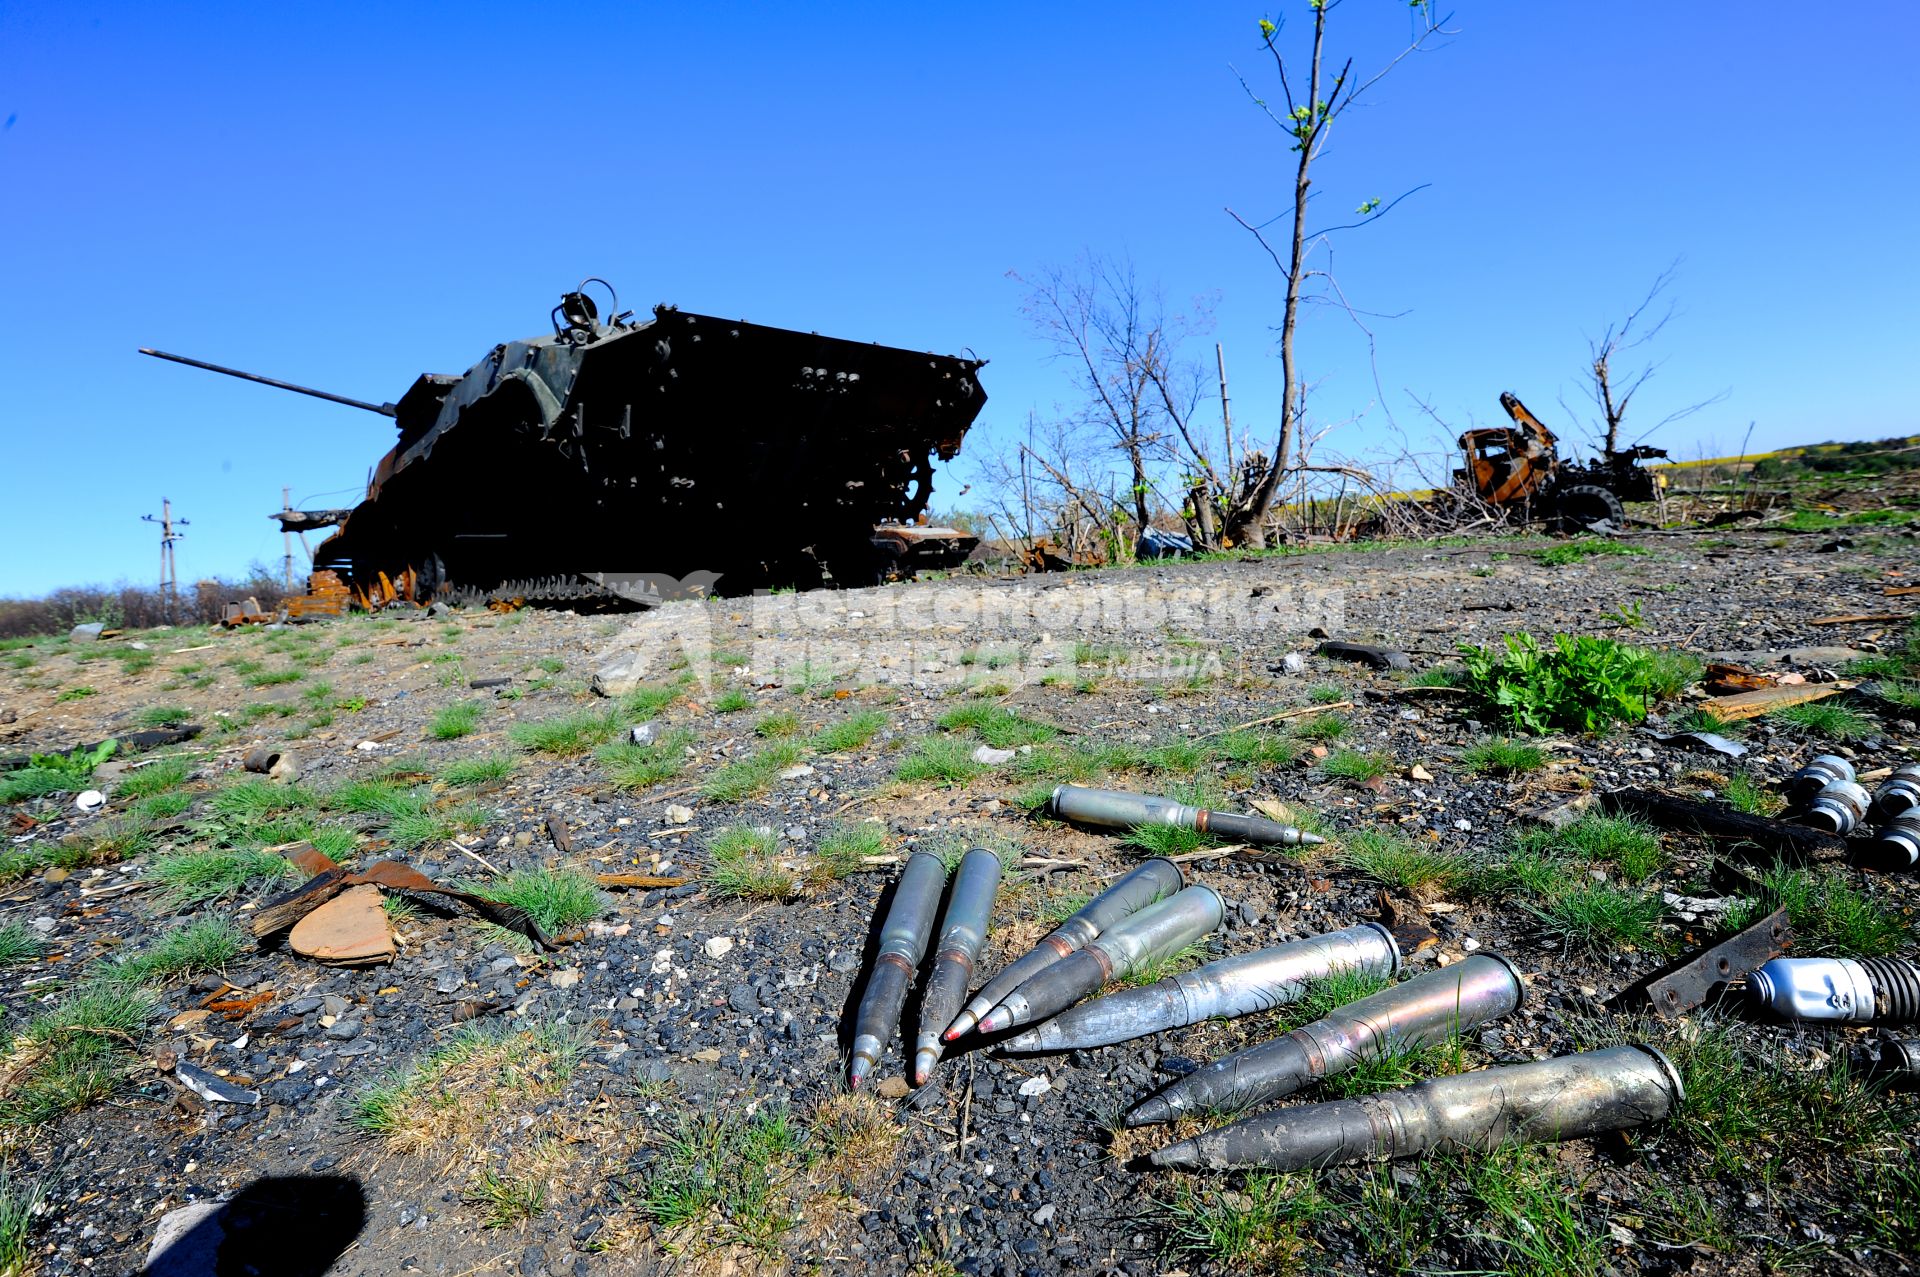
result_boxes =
[1,524,1917,1276]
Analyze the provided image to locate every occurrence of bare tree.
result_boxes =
[1577,262,1726,457]
[1222,1,1449,548]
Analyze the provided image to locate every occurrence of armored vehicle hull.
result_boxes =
[149,285,988,604]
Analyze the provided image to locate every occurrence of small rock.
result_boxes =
[971,745,1017,766]
[1408,764,1434,782]
[727,983,758,1013]
[1016,1075,1052,1097]
[629,722,658,746]
[42,867,70,884]
[591,660,647,697]
[1032,1203,1056,1226]
[74,789,106,813]
[354,740,382,752]
[143,1201,226,1274]
[778,764,816,781]
[704,936,735,961]
[664,804,694,825]
[550,968,583,989]
[1281,652,1306,674]
[876,1077,911,1099]
[688,1048,724,1064]
[267,753,301,785]
[1462,937,1481,952]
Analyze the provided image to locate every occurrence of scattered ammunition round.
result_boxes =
[947,857,1183,1040]
[847,850,948,1089]
[1003,922,1400,1055]
[1871,810,1920,870]
[1799,779,1871,835]
[1747,955,1920,1024]
[1871,763,1920,823]
[1048,784,1323,848]
[976,885,1225,1035]
[912,848,1003,1086]
[1148,1044,1683,1172]
[1786,755,1856,805]
[1127,952,1524,1127]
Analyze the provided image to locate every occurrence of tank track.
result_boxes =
[442,575,667,609]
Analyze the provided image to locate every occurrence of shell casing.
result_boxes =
[1127,953,1524,1126]
[847,850,948,1087]
[912,849,1003,1084]
[1801,779,1871,835]
[948,857,1183,1039]
[1149,1044,1683,1171]
[1870,764,1920,823]
[1786,755,1856,805]
[983,885,1224,1033]
[1002,922,1400,1054]
[1048,784,1321,847]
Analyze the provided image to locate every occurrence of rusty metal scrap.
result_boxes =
[1610,907,1790,1018]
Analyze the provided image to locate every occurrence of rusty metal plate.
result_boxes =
[1636,907,1791,1019]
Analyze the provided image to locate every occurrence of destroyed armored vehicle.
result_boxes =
[1455,391,1668,532]
[143,281,987,604]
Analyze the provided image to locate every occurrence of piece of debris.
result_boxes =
[288,885,395,967]
[172,1058,261,1106]
[597,873,689,890]
[1701,680,1852,721]
[1610,907,1790,1018]
[1644,729,1747,759]
[664,804,694,825]
[1601,787,1846,863]
[550,968,583,989]
[1407,763,1435,782]
[1316,640,1412,672]
[469,676,512,689]
[971,745,1016,766]
[779,762,817,780]
[74,789,105,813]
[68,622,109,642]
[704,936,735,960]
[546,812,573,853]
[629,722,659,746]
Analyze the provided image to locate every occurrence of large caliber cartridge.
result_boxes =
[912,848,1003,1085]
[847,850,948,1088]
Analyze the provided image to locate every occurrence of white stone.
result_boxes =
[1016,1075,1052,1097]
[664,804,694,824]
[704,936,735,961]
[550,968,583,988]
[778,764,815,780]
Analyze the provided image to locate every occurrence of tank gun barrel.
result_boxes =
[139,348,398,417]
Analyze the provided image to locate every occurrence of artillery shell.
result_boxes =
[912,848,1003,1086]
[847,850,947,1089]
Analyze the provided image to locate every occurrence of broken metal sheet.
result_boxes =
[1610,907,1790,1019]
[1643,729,1748,759]
[172,1058,261,1105]
[1316,640,1412,672]
[289,885,395,967]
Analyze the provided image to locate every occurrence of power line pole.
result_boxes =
[281,486,294,592]
[141,499,189,623]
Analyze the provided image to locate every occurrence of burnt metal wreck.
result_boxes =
[143,280,988,606]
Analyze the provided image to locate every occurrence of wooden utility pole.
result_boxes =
[1216,342,1235,473]
[141,498,188,622]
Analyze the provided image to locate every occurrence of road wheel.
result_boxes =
[1551,484,1626,534]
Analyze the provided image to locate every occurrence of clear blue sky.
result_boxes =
[2,2,1914,596]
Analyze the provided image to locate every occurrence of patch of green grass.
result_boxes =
[620,684,683,721]
[1120,822,1217,857]
[1460,738,1546,775]
[935,701,1057,748]
[52,817,153,871]
[754,711,800,739]
[894,736,983,786]
[702,741,806,803]
[442,754,516,787]
[116,756,195,800]
[1515,813,1664,883]
[1213,731,1297,767]
[1765,700,1877,743]
[0,982,158,1128]
[509,707,623,756]
[1154,1171,1326,1273]
[1536,537,1644,567]
[1292,713,1349,743]
[713,687,752,713]
[813,823,885,881]
[389,802,487,850]
[243,667,303,688]
[1338,830,1475,899]
[1458,1144,1608,1277]
[0,768,80,804]
[713,649,749,668]
[0,1163,42,1273]
[707,825,799,900]
[1273,966,1393,1033]
[1722,773,1782,816]
[1672,706,1745,737]
[1324,1035,1470,1100]
[474,869,607,933]
[1144,741,1209,774]
[1307,682,1345,704]
[211,778,318,821]
[0,922,44,965]
[151,848,298,906]
[430,702,485,740]
[464,1167,547,1229]
[1319,749,1390,783]
[108,917,245,984]
[1742,863,1908,957]
[327,777,424,818]
[810,710,886,754]
[133,705,193,728]
[1528,881,1668,954]
[644,1107,810,1258]
[598,729,694,789]
[54,686,98,703]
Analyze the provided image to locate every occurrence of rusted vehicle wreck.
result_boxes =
[143,280,987,605]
